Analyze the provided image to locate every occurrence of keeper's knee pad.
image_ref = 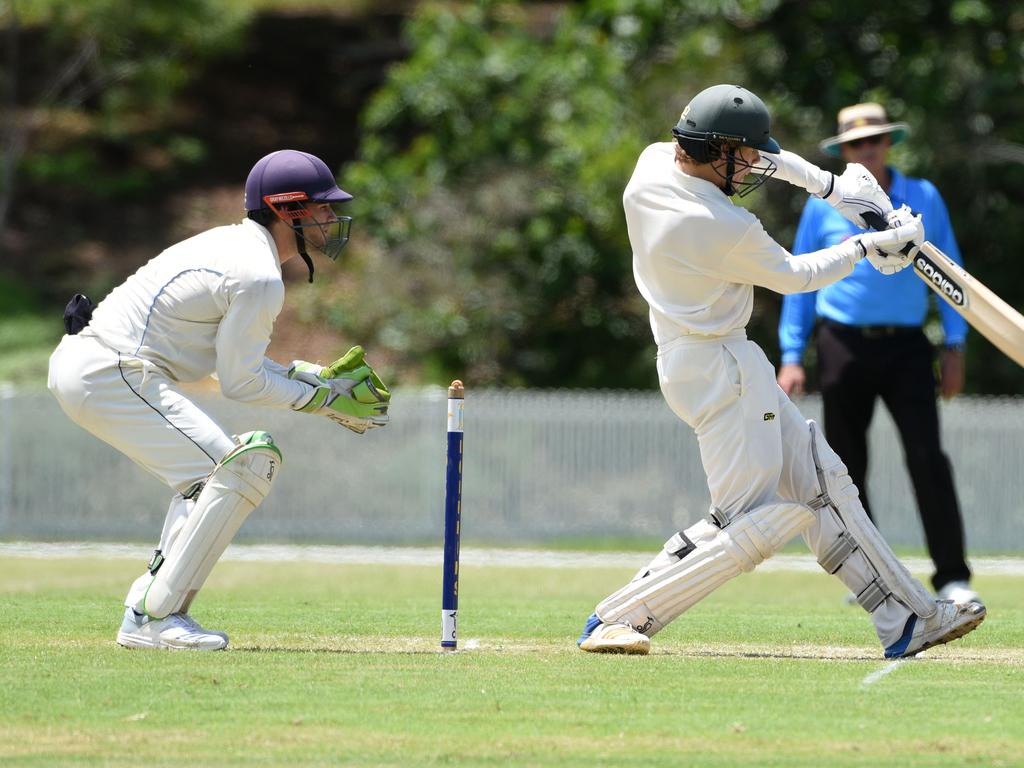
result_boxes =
[142,431,282,618]
[596,502,815,636]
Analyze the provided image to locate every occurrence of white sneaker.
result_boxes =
[936,580,983,607]
[884,599,985,658]
[178,613,229,642]
[116,608,228,650]
[577,613,650,655]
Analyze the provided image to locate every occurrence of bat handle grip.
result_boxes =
[860,210,914,256]
[861,210,887,232]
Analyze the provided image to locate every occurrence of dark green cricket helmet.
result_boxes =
[672,84,780,163]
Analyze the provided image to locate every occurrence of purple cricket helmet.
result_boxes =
[244,149,354,282]
[244,149,353,211]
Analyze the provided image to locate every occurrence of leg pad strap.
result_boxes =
[817,530,858,574]
[857,578,890,613]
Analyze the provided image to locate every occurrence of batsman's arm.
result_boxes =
[759,150,833,195]
[760,152,892,229]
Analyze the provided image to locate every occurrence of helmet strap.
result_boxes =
[722,148,737,197]
[291,222,315,283]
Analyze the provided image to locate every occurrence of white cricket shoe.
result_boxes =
[936,580,983,608]
[884,599,985,659]
[116,608,228,650]
[577,612,650,655]
[178,613,229,642]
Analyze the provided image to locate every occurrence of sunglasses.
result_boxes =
[844,134,885,148]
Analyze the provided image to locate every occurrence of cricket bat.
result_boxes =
[863,212,1024,368]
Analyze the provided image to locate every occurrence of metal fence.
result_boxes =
[1,386,1022,552]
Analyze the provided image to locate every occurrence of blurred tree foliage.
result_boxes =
[333,0,1024,392]
[4,0,1023,392]
[0,0,250,237]
[336,2,654,387]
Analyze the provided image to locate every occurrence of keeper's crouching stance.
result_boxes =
[47,149,390,650]
[578,85,984,658]
[118,433,281,649]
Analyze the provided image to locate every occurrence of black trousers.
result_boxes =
[815,320,970,591]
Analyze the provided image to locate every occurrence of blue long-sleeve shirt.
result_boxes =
[778,167,967,364]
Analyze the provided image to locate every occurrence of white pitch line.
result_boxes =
[861,658,909,687]
[1,542,1024,575]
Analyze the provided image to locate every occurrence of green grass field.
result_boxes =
[0,556,1020,767]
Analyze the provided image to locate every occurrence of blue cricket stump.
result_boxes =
[441,379,465,650]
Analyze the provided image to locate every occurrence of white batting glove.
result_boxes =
[821,163,893,229]
[852,206,926,275]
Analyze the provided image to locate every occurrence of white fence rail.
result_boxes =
[1,387,1022,552]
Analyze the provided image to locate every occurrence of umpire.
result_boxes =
[776,102,980,606]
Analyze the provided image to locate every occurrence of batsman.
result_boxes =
[577,85,985,658]
[48,150,390,650]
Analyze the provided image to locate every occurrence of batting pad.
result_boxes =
[596,502,816,636]
[805,421,936,619]
[142,432,281,618]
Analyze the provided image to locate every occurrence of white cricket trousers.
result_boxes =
[48,332,236,495]
[657,330,821,514]
[656,330,911,643]
[50,333,251,614]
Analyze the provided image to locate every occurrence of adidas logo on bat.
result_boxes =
[915,254,966,308]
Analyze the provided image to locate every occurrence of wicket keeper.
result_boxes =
[48,150,390,650]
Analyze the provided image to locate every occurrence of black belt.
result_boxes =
[821,319,920,339]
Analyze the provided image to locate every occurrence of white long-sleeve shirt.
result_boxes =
[625,143,858,346]
[84,218,313,409]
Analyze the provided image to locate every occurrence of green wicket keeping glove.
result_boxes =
[289,346,391,434]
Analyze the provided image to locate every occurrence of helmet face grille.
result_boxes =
[671,129,776,198]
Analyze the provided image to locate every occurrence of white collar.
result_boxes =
[242,217,282,272]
